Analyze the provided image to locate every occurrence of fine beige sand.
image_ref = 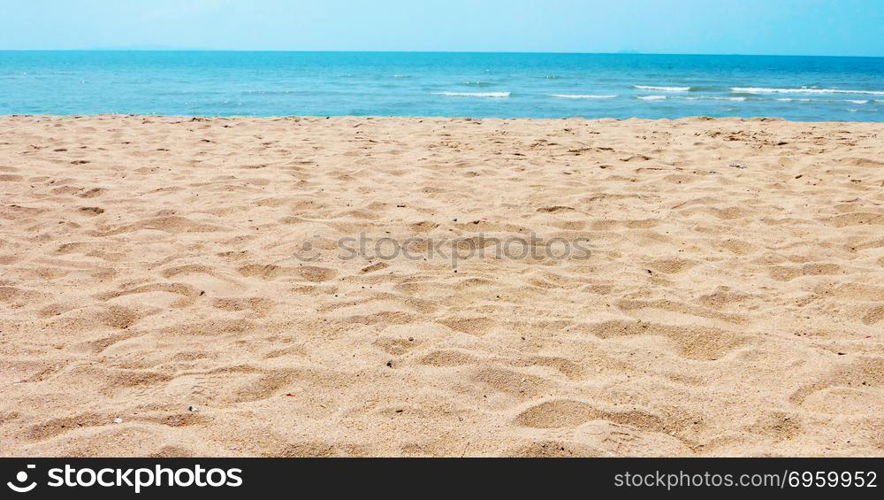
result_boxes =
[0,115,882,457]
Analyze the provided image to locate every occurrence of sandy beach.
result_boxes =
[0,115,881,457]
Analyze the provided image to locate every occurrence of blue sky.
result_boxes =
[1,0,882,56]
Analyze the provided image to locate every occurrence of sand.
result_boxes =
[0,115,881,457]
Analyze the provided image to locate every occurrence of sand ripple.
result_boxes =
[0,115,882,456]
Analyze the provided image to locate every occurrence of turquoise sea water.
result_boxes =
[1,51,883,120]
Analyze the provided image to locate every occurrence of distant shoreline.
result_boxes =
[3,49,884,59]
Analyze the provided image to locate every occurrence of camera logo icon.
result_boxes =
[7,464,37,493]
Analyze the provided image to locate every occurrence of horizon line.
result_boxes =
[1,48,883,59]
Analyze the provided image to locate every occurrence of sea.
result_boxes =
[1,51,882,121]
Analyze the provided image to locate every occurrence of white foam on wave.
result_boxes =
[549,94,617,99]
[432,91,511,98]
[734,87,884,96]
[846,100,869,104]
[637,95,667,101]
[634,85,690,92]
[684,96,746,102]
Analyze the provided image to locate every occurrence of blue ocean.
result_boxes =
[1,51,882,121]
